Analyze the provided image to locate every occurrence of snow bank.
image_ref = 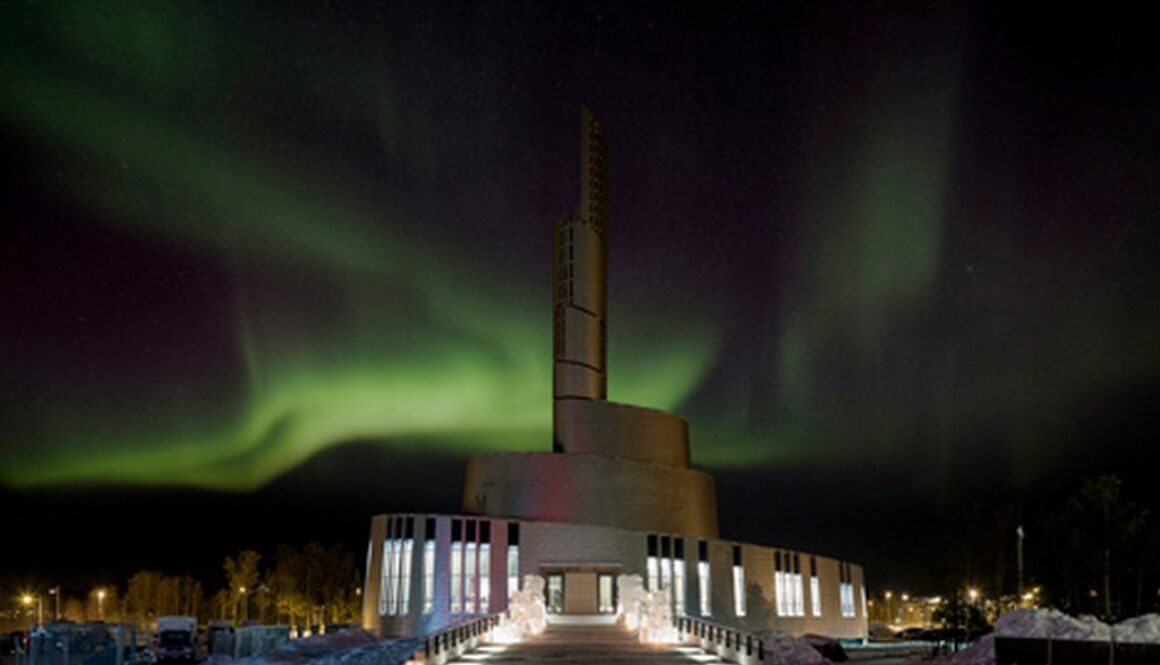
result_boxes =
[939,634,994,665]
[1110,614,1160,643]
[995,608,1160,644]
[926,609,1160,665]
[753,631,831,665]
[996,608,1109,641]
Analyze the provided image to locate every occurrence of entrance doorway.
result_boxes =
[540,565,620,615]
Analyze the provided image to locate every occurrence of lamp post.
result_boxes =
[257,585,270,625]
[97,589,107,621]
[48,586,60,621]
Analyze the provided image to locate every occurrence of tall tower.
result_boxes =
[462,107,717,540]
[552,108,608,450]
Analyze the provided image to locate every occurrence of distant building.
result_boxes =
[361,109,868,640]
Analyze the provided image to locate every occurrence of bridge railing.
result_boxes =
[675,616,765,665]
[420,614,504,665]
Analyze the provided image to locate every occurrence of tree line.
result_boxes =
[46,542,361,630]
[941,474,1160,623]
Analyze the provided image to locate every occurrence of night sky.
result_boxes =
[2,2,1158,596]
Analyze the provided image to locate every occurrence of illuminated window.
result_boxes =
[661,537,673,594]
[774,551,785,617]
[673,538,686,615]
[450,519,462,613]
[422,524,435,614]
[647,535,659,591]
[507,523,520,601]
[732,546,746,617]
[465,522,477,613]
[792,553,804,617]
[479,522,491,614]
[839,562,855,618]
[385,536,399,612]
[698,540,711,617]
[810,556,821,618]
[399,518,414,615]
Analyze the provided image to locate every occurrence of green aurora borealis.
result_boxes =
[2,1,1157,507]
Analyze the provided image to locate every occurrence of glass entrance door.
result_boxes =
[598,574,615,614]
[547,574,564,614]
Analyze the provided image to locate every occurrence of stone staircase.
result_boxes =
[454,618,722,665]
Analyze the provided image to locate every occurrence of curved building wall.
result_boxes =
[462,452,719,539]
[553,399,690,467]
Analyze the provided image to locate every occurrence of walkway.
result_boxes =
[452,617,721,665]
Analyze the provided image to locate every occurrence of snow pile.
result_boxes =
[1110,614,1160,644]
[232,635,420,665]
[753,631,831,665]
[939,634,995,665]
[996,608,1109,641]
[495,575,547,642]
[995,608,1160,644]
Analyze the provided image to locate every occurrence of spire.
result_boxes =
[552,109,609,450]
[580,107,607,236]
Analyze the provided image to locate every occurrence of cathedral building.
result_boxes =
[361,109,868,641]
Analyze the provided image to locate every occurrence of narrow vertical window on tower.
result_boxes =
[732,546,746,617]
[479,521,491,613]
[810,556,821,617]
[450,519,462,613]
[698,540,711,617]
[423,518,435,614]
[507,523,520,601]
[399,517,414,615]
[673,538,686,615]
[646,535,659,591]
[465,521,477,613]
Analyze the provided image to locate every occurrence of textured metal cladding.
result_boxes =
[461,452,719,540]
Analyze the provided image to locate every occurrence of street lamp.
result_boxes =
[97,589,107,620]
[21,593,43,628]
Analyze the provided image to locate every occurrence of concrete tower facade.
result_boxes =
[463,109,718,539]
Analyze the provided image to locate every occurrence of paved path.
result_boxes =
[454,618,720,665]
